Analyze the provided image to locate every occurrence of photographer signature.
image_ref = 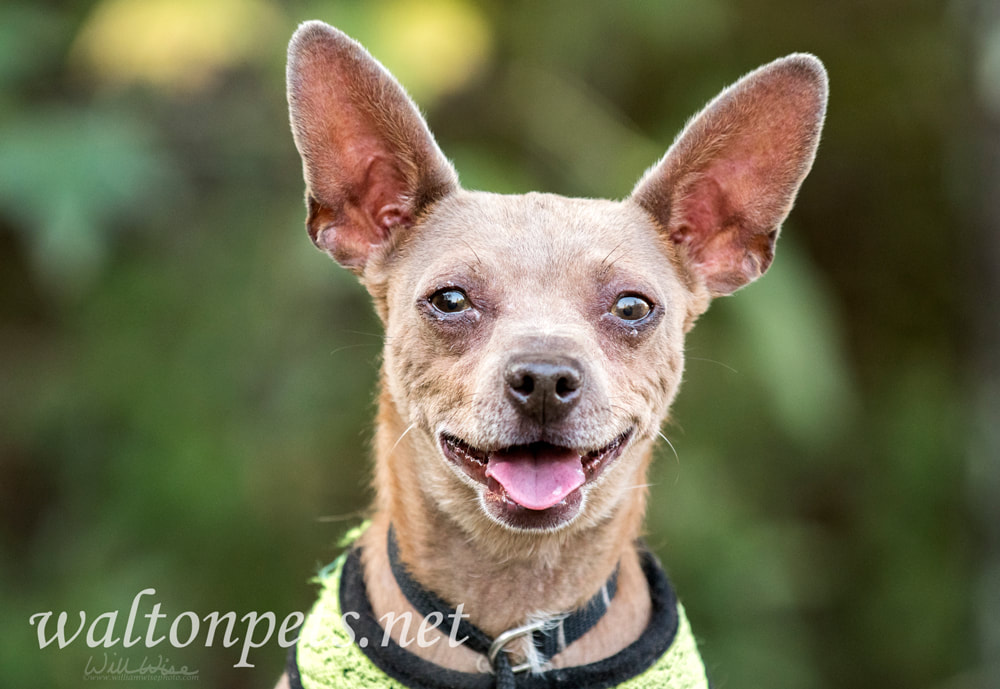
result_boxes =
[84,653,199,679]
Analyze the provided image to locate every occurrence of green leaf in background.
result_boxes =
[0,109,179,295]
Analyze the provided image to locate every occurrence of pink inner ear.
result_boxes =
[360,156,415,234]
[669,165,777,295]
[670,175,733,247]
[310,154,416,267]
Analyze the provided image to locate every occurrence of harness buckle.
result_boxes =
[487,619,551,674]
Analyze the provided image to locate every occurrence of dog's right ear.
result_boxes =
[287,21,458,271]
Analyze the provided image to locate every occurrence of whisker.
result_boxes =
[459,239,483,268]
[328,343,380,356]
[599,241,627,278]
[687,356,739,374]
[389,422,417,454]
[657,429,680,466]
[342,330,386,340]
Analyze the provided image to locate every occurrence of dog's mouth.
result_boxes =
[439,430,633,514]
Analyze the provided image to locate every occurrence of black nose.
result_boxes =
[504,355,584,425]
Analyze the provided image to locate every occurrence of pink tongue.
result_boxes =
[485,446,585,511]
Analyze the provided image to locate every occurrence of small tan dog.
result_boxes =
[279,21,826,689]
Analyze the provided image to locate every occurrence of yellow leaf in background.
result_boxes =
[70,0,283,92]
[367,0,492,103]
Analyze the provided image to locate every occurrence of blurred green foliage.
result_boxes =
[0,1,991,688]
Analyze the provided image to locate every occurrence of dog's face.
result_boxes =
[378,192,691,532]
[287,22,826,536]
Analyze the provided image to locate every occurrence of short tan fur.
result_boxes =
[280,20,827,683]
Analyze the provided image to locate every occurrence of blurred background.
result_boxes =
[1,0,997,687]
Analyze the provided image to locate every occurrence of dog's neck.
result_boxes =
[357,388,653,671]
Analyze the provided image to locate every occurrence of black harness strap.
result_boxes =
[386,525,618,688]
[286,534,684,689]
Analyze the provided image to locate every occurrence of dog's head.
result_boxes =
[287,22,826,537]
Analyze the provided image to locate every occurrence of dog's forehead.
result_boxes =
[406,190,672,285]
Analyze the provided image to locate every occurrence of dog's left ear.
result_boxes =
[632,54,827,296]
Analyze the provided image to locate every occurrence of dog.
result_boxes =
[278,20,826,689]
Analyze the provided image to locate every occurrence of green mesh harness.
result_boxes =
[288,528,708,689]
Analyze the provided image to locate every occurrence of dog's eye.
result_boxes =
[611,295,651,321]
[429,289,470,314]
